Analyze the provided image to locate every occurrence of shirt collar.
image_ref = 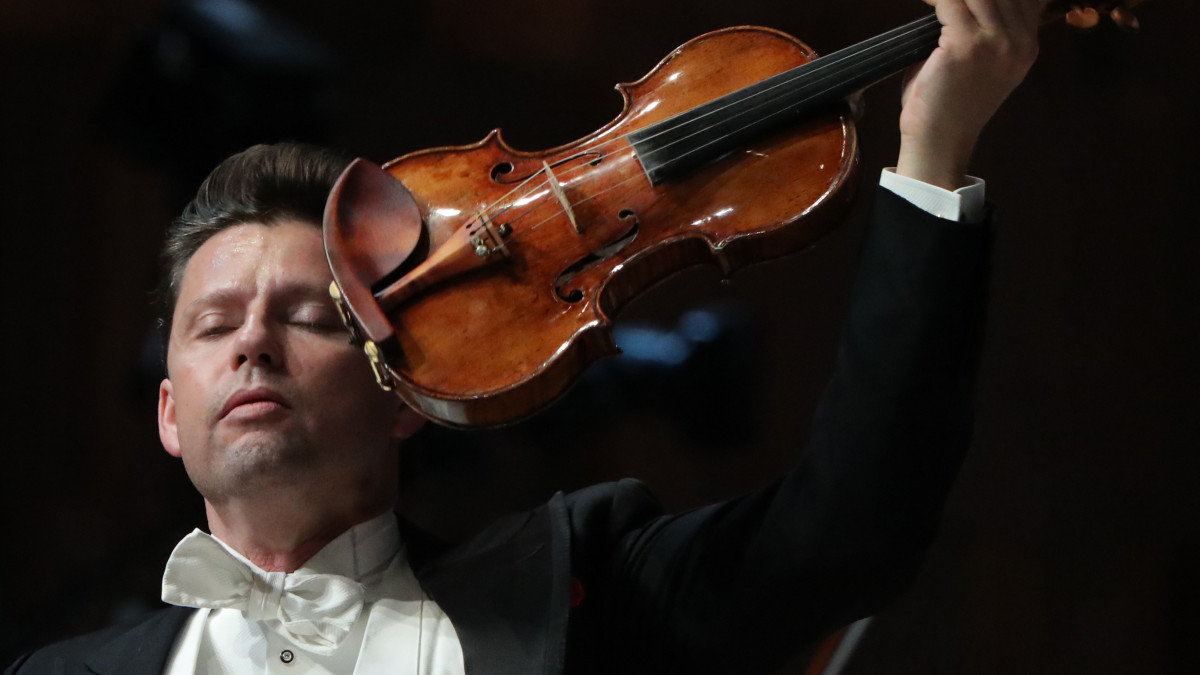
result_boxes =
[300,511,401,582]
[209,511,402,584]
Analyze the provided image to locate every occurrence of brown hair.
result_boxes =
[156,142,350,342]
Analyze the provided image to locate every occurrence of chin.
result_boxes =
[195,438,321,499]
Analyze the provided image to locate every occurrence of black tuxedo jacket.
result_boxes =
[7,189,992,674]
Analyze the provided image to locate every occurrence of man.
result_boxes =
[7,0,1042,672]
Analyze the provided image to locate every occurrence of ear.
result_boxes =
[393,404,427,440]
[158,378,182,458]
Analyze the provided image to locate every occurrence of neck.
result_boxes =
[205,496,393,572]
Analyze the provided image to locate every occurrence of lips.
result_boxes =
[219,388,290,420]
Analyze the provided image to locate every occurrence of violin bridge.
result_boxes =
[542,160,582,234]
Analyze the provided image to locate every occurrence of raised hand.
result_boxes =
[896,0,1043,189]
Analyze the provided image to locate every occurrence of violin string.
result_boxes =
[632,19,941,171]
[478,15,938,218]
[569,13,939,183]
[475,14,941,240]
[597,15,939,173]
[627,21,941,178]
[623,14,941,163]
[479,14,938,228]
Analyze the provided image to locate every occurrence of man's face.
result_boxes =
[158,220,419,505]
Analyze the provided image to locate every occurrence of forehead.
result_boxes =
[175,220,329,309]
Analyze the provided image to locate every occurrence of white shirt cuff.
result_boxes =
[879,168,986,223]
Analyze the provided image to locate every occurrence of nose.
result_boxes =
[233,314,283,370]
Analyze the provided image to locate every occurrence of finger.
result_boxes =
[988,0,1042,38]
[934,0,979,32]
[993,0,1043,37]
[1024,0,1048,33]
[987,0,1042,56]
[962,0,1009,34]
[898,62,922,109]
[993,0,1024,29]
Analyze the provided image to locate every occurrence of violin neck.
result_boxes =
[629,13,942,184]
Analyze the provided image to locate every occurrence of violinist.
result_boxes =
[6,0,1041,673]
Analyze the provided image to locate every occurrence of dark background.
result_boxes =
[2,0,1196,671]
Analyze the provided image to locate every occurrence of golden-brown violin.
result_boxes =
[324,3,1146,428]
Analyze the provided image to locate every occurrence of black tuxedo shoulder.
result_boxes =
[7,606,193,675]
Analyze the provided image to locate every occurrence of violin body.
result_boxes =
[326,25,859,427]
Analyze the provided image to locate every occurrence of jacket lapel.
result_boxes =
[84,606,194,675]
[406,493,571,675]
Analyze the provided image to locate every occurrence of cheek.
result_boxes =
[171,379,212,444]
[306,348,398,428]
[163,375,218,477]
[309,342,374,388]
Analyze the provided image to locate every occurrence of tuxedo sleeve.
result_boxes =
[566,186,993,673]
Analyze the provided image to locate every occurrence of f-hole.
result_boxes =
[490,162,514,182]
[555,209,639,303]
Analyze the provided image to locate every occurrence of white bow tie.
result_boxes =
[162,529,366,655]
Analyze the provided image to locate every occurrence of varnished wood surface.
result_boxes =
[358,27,856,426]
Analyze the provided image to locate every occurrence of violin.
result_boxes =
[324,2,1145,428]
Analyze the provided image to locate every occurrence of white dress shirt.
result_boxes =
[162,513,464,675]
[880,168,985,223]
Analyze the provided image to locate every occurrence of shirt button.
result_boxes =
[280,649,294,664]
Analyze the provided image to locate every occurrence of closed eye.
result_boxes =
[192,312,237,339]
[295,320,342,334]
[196,325,235,339]
[289,302,343,335]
